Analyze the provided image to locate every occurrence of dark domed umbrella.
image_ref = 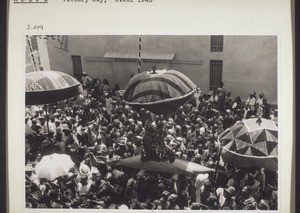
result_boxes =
[123,69,196,114]
[25,70,83,106]
[218,118,278,171]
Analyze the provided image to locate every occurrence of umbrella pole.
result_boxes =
[45,105,50,133]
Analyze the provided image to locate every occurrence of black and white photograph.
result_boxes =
[24,35,278,210]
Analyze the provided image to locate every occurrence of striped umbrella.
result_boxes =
[218,118,278,171]
[25,70,83,106]
[108,154,214,175]
[123,69,196,114]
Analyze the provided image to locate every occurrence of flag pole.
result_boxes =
[138,35,142,73]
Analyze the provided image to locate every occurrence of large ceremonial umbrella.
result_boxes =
[35,153,75,181]
[218,118,278,171]
[123,69,197,114]
[108,154,214,175]
[25,70,83,106]
[25,70,82,131]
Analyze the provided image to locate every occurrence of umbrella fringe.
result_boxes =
[124,89,196,106]
[222,147,278,159]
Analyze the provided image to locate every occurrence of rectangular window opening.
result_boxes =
[210,35,224,52]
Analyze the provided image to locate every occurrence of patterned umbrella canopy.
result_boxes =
[218,118,278,171]
[35,153,75,181]
[123,69,196,114]
[108,154,214,175]
[25,71,82,105]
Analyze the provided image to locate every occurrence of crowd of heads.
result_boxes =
[25,76,278,210]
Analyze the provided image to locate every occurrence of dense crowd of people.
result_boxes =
[25,75,278,210]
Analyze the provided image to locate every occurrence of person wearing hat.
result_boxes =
[216,186,237,209]
[245,92,257,118]
[76,126,90,149]
[256,92,264,106]
[81,72,92,89]
[25,164,40,187]
[62,124,76,154]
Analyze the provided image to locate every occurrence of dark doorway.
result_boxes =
[71,55,83,79]
[209,60,223,91]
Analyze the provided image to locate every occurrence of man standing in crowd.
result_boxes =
[81,72,92,90]
[245,92,257,118]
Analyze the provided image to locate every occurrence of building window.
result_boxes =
[210,35,224,52]
[209,60,223,91]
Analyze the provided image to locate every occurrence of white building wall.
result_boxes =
[46,35,277,104]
